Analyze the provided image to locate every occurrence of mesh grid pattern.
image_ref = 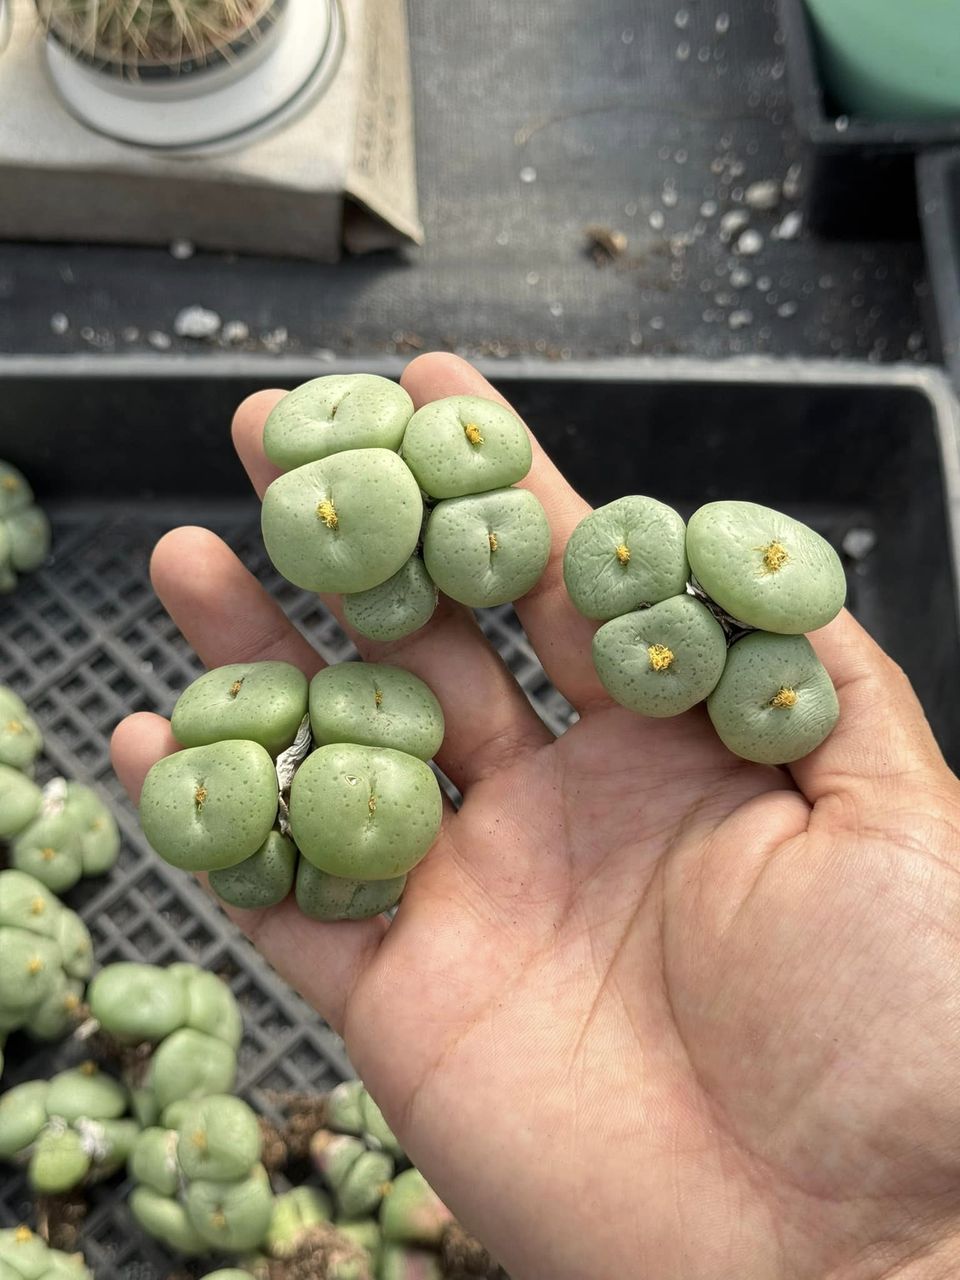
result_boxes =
[0,502,573,1279]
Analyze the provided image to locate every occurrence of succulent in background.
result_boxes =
[0,687,43,774]
[6,779,121,895]
[128,1094,274,1255]
[0,1063,138,1194]
[35,0,281,74]
[0,870,93,1076]
[0,1225,92,1280]
[85,961,242,1123]
[0,463,51,595]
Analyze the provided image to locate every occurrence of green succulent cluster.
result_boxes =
[260,373,551,631]
[0,870,93,1076]
[0,1063,138,1194]
[138,660,446,922]
[87,962,242,1125]
[0,684,121,894]
[0,463,51,596]
[0,1226,91,1280]
[564,497,846,764]
[129,1094,273,1256]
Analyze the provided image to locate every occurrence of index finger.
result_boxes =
[400,354,606,711]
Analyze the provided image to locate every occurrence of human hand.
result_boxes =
[112,354,960,1280]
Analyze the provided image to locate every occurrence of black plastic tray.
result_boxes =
[778,0,960,239]
[0,356,959,1279]
[919,149,960,388]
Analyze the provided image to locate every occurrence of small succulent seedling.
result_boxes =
[208,829,298,911]
[308,663,445,762]
[563,495,690,621]
[380,1170,455,1249]
[592,595,728,717]
[264,374,415,471]
[295,861,406,922]
[290,745,443,882]
[261,450,424,595]
[311,1130,395,1219]
[0,463,50,595]
[423,487,551,608]
[0,687,43,771]
[400,395,532,499]
[325,1080,403,1158]
[686,500,846,634]
[139,739,278,871]
[171,661,309,758]
[342,555,439,643]
[0,1226,92,1280]
[707,631,840,764]
[0,870,92,1073]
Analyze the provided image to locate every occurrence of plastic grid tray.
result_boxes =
[2,355,960,1278]
[0,496,574,1279]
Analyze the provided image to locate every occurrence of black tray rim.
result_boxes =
[1,352,958,642]
[919,149,960,390]
[777,0,960,150]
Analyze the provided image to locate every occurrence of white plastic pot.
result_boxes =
[43,0,342,153]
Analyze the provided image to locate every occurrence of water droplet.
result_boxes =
[698,45,711,62]
[520,166,537,184]
[755,276,772,292]
[49,312,68,335]
[621,28,634,43]
[658,146,672,162]
[700,200,718,218]
[674,149,688,164]
[676,41,691,60]
[649,210,665,231]
[728,309,753,330]
[720,209,749,240]
[729,267,752,289]
[715,12,730,33]
[835,115,850,132]
[169,239,195,261]
[495,230,509,246]
[525,271,540,286]
[777,300,798,318]
[662,183,678,208]
[674,8,690,28]
[549,302,564,317]
[625,201,638,216]
[650,316,666,331]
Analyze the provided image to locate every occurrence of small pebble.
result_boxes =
[173,306,221,339]
[772,210,803,240]
[169,239,195,261]
[842,528,876,561]
[735,229,764,256]
[782,163,802,200]
[222,321,250,344]
[719,209,749,240]
[520,166,537,184]
[744,180,780,211]
[49,312,69,335]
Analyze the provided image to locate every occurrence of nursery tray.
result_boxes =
[919,149,960,388]
[0,356,958,1278]
[778,0,960,239]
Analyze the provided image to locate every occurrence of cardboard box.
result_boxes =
[0,0,422,260]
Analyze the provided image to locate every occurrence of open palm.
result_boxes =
[113,354,960,1280]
